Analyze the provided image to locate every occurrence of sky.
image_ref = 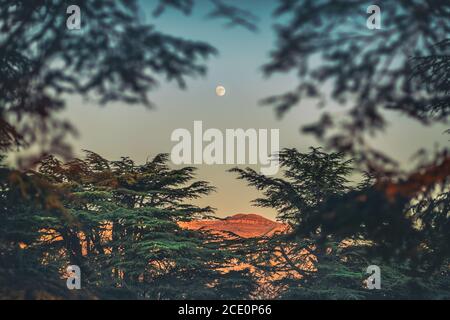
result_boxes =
[62,0,449,220]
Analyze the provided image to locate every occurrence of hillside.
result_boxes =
[179,213,286,238]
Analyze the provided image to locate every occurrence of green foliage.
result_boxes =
[0,151,255,299]
[231,147,353,225]
[232,147,450,300]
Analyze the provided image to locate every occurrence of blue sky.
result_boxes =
[63,1,449,220]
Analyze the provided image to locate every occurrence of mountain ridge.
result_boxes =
[179,213,286,238]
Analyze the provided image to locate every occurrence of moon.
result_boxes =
[215,85,226,97]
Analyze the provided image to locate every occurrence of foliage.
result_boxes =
[0,0,218,161]
[0,152,255,299]
[262,0,450,171]
[232,147,450,299]
[1,0,449,300]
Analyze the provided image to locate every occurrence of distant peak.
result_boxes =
[180,213,286,238]
[226,213,274,222]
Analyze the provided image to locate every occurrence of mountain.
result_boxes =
[180,214,299,299]
[179,213,286,238]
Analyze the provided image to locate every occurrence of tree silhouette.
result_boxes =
[262,0,450,171]
[231,148,450,299]
[1,0,449,300]
[0,0,258,162]
[231,148,353,225]
[0,151,258,299]
[411,39,450,121]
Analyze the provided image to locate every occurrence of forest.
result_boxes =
[0,0,449,299]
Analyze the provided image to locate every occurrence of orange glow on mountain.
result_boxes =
[179,213,287,238]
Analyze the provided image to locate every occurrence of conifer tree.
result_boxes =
[231,147,450,299]
[0,151,256,299]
